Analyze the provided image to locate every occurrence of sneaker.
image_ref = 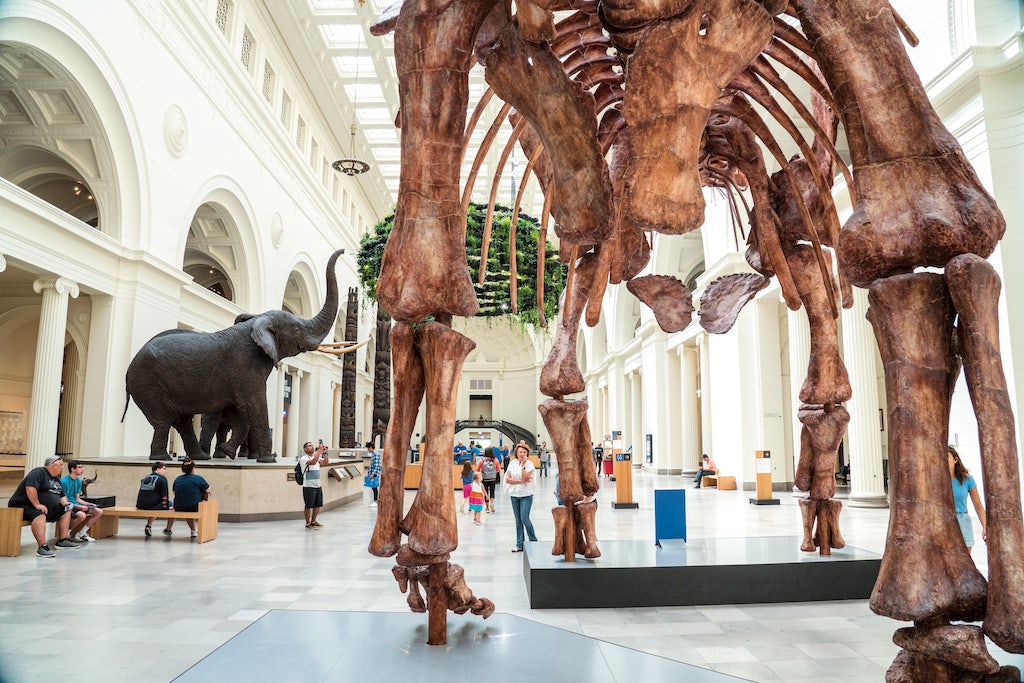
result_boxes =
[144,525,152,537]
[77,532,96,543]
[190,531,197,539]
[55,538,80,549]
[311,521,323,527]
[369,502,377,508]
[37,545,55,558]
[162,529,172,537]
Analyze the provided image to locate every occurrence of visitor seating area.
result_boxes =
[702,475,737,490]
[0,507,31,557]
[1,500,219,554]
[87,500,219,543]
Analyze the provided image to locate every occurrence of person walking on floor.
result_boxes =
[459,461,474,513]
[166,460,210,539]
[506,444,538,552]
[469,472,486,525]
[301,441,329,528]
[477,446,501,512]
[366,442,381,507]
[948,446,986,548]
[538,442,551,477]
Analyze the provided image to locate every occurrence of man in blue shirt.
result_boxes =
[61,460,104,542]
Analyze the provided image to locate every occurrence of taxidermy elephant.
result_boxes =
[122,249,343,463]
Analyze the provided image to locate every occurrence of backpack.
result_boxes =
[481,457,497,481]
[294,461,305,485]
[136,474,165,510]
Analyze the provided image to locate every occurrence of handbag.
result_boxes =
[363,474,379,488]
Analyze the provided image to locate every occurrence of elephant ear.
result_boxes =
[234,312,258,325]
[251,316,279,360]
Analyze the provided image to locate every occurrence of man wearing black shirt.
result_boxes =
[8,455,78,557]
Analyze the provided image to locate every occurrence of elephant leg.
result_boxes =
[174,415,208,460]
[199,412,221,456]
[148,422,172,460]
[240,400,274,462]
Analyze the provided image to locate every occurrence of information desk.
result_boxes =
[404,463,464,490]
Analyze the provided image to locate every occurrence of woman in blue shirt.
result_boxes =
[168,460,210,539]
[948,446,986,547]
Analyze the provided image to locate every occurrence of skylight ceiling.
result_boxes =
[303,0,549,220]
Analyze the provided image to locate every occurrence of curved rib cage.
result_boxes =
[369,1,1024,674]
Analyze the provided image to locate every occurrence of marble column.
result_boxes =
[607,358,625,440]
[273,365,285,457]
[332,382,342,448]
[843,288,889,508]
[680,346,700,472]
[630,370,642,462]
[787,305,811,491]
[697,333,712,456]
[26,277,79,469]
[56,346,80,456]
[291,369,304,460]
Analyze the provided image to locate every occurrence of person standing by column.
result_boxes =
[301,441,328,528]
[506,444,538,552]
[366,442,381,508]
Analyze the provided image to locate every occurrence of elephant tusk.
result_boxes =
[317,339,370,355]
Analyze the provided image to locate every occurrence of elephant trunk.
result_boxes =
[307,249,344,340]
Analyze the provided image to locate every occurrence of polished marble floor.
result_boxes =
[0,468,1012,682]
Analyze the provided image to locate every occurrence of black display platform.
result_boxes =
[173,610,748,682]
[748,498,780,506]
[83,495,116,508]
[524,536,882,609]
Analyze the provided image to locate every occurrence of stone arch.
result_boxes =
[609,285,641,350]
[0,12,145,245]
[279,255,321,321]
[180,182,263,311]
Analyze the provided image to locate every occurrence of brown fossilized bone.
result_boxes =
[626,275,694,334]
[373,0,493,322]
[370,0,1024,668]
[698,273,770,334]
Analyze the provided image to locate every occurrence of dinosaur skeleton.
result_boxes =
[366,1,1024,675]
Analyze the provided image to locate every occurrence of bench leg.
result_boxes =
[90,514,118,539]
[196,500,218,543]
[0,508,23,557]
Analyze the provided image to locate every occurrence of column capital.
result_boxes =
[33,276,79,299]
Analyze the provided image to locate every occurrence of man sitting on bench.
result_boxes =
[694,454,718,489]
[7,455,79,557]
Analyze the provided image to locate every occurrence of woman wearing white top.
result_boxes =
[506,444,538,552]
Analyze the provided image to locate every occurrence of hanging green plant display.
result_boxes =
[357,204,566,327]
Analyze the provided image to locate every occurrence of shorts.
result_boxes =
[957,511,975,547]
[462,484,472,499]
[303,487,324,509]
[14,503,66,523]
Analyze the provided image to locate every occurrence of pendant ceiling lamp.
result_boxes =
[332,0,370,176]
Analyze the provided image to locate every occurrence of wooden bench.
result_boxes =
[2,501,219,555]
[0,507,31,557]
[89,500,219,543]
[702,475,737,490]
